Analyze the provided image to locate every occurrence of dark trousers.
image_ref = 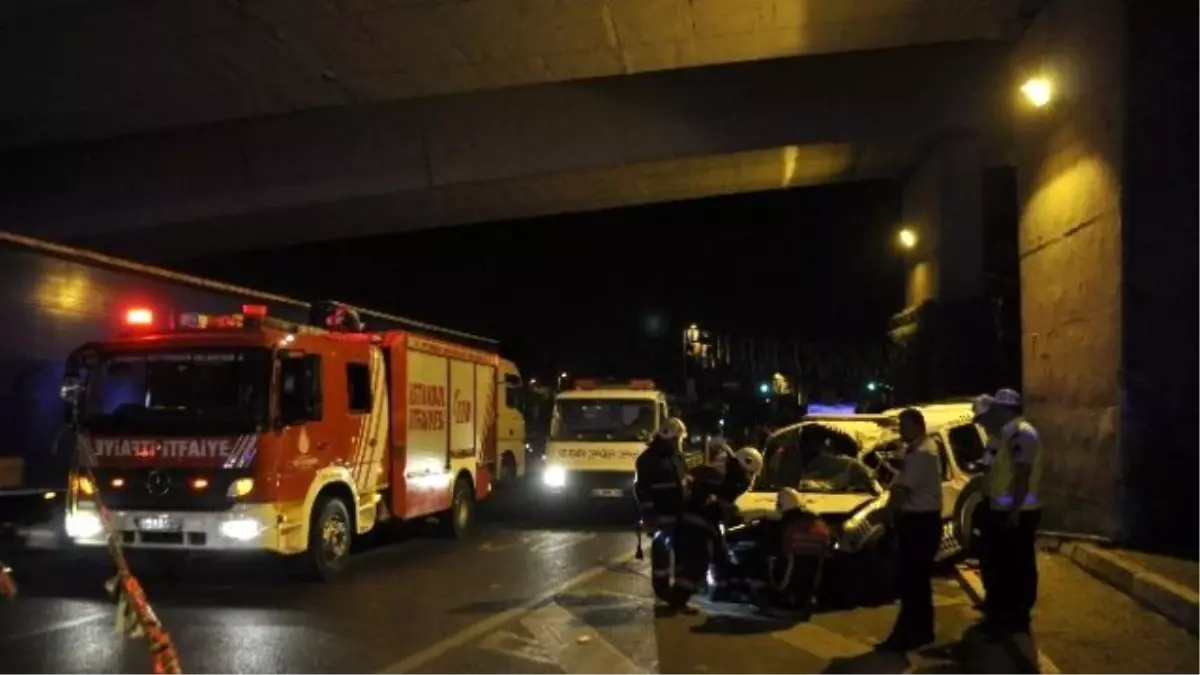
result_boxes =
[671,518,716,606]
[980,507,1042,632]
[889,511,942,642]
[649,523,678,601]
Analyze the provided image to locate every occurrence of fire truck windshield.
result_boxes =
[551,399,657,442]
[81,348,270,436]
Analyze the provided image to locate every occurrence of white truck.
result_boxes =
[538,380,668,501]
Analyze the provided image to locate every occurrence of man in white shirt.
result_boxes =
[880,408,944,651]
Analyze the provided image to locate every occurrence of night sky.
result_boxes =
[180,179,905,384]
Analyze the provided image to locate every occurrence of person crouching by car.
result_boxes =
[634,418,691,602]
[684,443,764,605]
[880,408,944,652]
[670,444,763,610]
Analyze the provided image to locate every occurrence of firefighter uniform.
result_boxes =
[672,445,762,608]
[978,388,1044,635]
[634,420,690,601]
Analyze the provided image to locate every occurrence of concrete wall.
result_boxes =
[1013,0,1127,538]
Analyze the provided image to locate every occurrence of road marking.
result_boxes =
[478,629,558,666]
[377,552,634,674]
[0,612,110,644]
[772,622,873,661]
[478,532,596,555]
[522,602,648,674]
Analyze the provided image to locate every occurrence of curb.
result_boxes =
[1060,542,1199,634]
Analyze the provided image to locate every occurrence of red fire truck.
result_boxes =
[61,302,525,579]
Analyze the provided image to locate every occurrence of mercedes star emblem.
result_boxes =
[146,470,171,496]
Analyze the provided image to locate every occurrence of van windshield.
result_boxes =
[551,399,657,442]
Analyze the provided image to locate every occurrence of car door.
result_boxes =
[931,433,957,520]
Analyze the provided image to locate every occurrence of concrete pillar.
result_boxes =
[900,135,986,307]
[1014,0,1196,549]
[1012,0,1200,547]
[891,135,992,401]
[1014,0,1124,540]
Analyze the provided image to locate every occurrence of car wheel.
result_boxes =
[953,477,986,558]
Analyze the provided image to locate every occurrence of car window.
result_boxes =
[933,435,950,481]
[761,428,803,489]
[947,423,986,469]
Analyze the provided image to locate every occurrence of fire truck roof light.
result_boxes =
[242,304,268,318]
[125,308,154,326]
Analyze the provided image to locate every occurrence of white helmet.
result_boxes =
[733,446,764,478]
[656,418,687,441]
[776,487,803,513]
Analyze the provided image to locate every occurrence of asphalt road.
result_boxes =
[1,490,995,674]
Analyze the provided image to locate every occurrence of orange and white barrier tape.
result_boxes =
[74,437,183,674]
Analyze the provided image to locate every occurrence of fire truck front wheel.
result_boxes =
[304,495,353,581]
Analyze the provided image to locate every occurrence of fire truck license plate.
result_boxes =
[136,516,180,532]
[591,488,624,498]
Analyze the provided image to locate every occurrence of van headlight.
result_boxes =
[542,465,567,489]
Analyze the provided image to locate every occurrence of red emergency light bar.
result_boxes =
[242,304,268,318]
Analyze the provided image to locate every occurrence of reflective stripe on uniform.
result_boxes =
[987,418,1043,511]
[992,493,1039,509]
[651,568,671,578]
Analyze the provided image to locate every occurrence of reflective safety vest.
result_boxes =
[987,419,1043,511]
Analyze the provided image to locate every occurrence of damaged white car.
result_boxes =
[730,403,989,605]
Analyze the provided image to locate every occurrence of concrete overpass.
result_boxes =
[1,0,1195,548]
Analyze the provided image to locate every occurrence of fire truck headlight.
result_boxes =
[227,478,255,499]
[219,518,262,541]
[65,511,103,539]
[542,465,567,489]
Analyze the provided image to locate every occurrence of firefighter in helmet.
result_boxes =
[634,418,691,602]
[673,441,764,609]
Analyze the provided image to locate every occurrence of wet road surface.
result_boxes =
[1,492,993,674]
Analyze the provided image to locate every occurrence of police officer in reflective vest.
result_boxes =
[976,388,1044,635]
[634,418,691,602]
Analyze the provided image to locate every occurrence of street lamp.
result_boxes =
[557,371,568,389]
[897,228,918,250]
[1021,76,1053,108]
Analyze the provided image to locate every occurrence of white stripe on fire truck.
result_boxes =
[349,398,371,488]
[235,435,256,468]
[224,435,253,469]
[223,435,247,468]
[240,436,258,467]
[356,349,389,492]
